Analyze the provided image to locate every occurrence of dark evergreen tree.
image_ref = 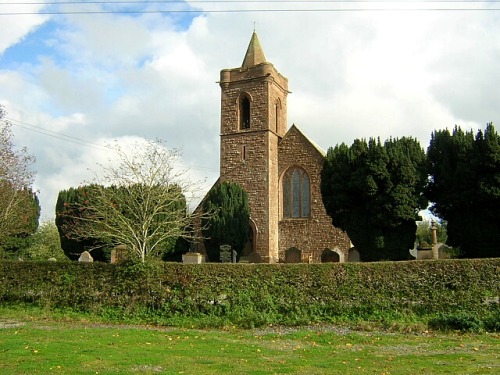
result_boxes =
[426,124,500,258]
[55,186,106,261]
[321,137,427,261]
[202,182,250,262]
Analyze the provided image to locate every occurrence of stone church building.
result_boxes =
[202,32,353,263]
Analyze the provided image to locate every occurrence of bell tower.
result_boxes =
[219,32,289,263]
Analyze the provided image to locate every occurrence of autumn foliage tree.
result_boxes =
[0,106,39,256]
[426,124,500,258]
[59,139,207,262]
[321,137,428,261]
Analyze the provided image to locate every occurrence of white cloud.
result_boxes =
[0,2,48,55]
[0,6,498,220]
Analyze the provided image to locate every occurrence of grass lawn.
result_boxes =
[1,309,498,375]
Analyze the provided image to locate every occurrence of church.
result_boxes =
[200,32,353,263]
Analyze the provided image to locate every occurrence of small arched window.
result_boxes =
[239,95,251,129]
[282,167,310,218]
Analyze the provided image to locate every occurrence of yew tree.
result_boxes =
[426,124,499,258]
[202,181,250,262]
[321,137,428,261]
[56,185,108,261]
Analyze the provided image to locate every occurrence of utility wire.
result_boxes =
[2,8,500,15]
[7,117,219,172]
[2,1,500,3]
[1,0,500,14]
[8,117,110,151]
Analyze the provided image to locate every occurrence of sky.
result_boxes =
[0,0,499,221]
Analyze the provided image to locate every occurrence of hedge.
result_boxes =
[1,259,498,328]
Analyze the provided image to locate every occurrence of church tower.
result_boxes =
[219,32,289,263]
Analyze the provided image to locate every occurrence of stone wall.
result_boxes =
[219,62,288,263]
[278,126,351,262]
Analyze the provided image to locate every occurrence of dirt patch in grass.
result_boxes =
[0,319,25,329]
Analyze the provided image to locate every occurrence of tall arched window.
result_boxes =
[282,167,310,218]
[239,95,251,129]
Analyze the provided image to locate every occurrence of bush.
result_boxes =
[0,259,498,329]
[428,312,483,333]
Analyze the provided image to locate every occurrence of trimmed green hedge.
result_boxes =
[1,259,498,329]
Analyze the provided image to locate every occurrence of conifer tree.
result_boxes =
[321,137,427,261]
[202,182,250,262]
[426,124,499,258]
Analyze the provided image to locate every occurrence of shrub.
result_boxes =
[428,312,483,333]
[0,259,498,329]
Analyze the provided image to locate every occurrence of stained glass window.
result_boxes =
[282,168,310,218]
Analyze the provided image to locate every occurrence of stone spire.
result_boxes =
[241,31,267,69]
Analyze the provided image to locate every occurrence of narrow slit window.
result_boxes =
[275,103,279,133]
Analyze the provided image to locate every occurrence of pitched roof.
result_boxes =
[285,124,327,157]
[241,32,267,69]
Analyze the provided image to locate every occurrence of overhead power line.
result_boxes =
[2,1,500,4]
[2,9,500,15]
[8,117,111,151]
[1,0,500,15]
[7,117,219,173]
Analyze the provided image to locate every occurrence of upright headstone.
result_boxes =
[111,245,128,264]
[232,250,237,263]
[78,251,94,262]
[247,251,262,263]
[219,245,232,263]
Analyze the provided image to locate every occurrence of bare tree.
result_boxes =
[61,139,208,262]
[0,106,37,244]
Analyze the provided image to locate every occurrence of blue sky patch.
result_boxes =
[0,19,60,69]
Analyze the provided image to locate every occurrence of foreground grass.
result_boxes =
[1,308,498,374]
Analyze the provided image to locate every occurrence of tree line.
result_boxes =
[321,123,499,260]
[1,103,498,262]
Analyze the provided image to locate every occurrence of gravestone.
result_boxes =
[219,245,232,263]
[182,252,205,264]
[347,247,360,262]
[246,251,262,263]
[111,245,128,264]
[78,251,94,262]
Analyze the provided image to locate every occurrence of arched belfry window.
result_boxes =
[239,95,251,130]
[282,167,310,218]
